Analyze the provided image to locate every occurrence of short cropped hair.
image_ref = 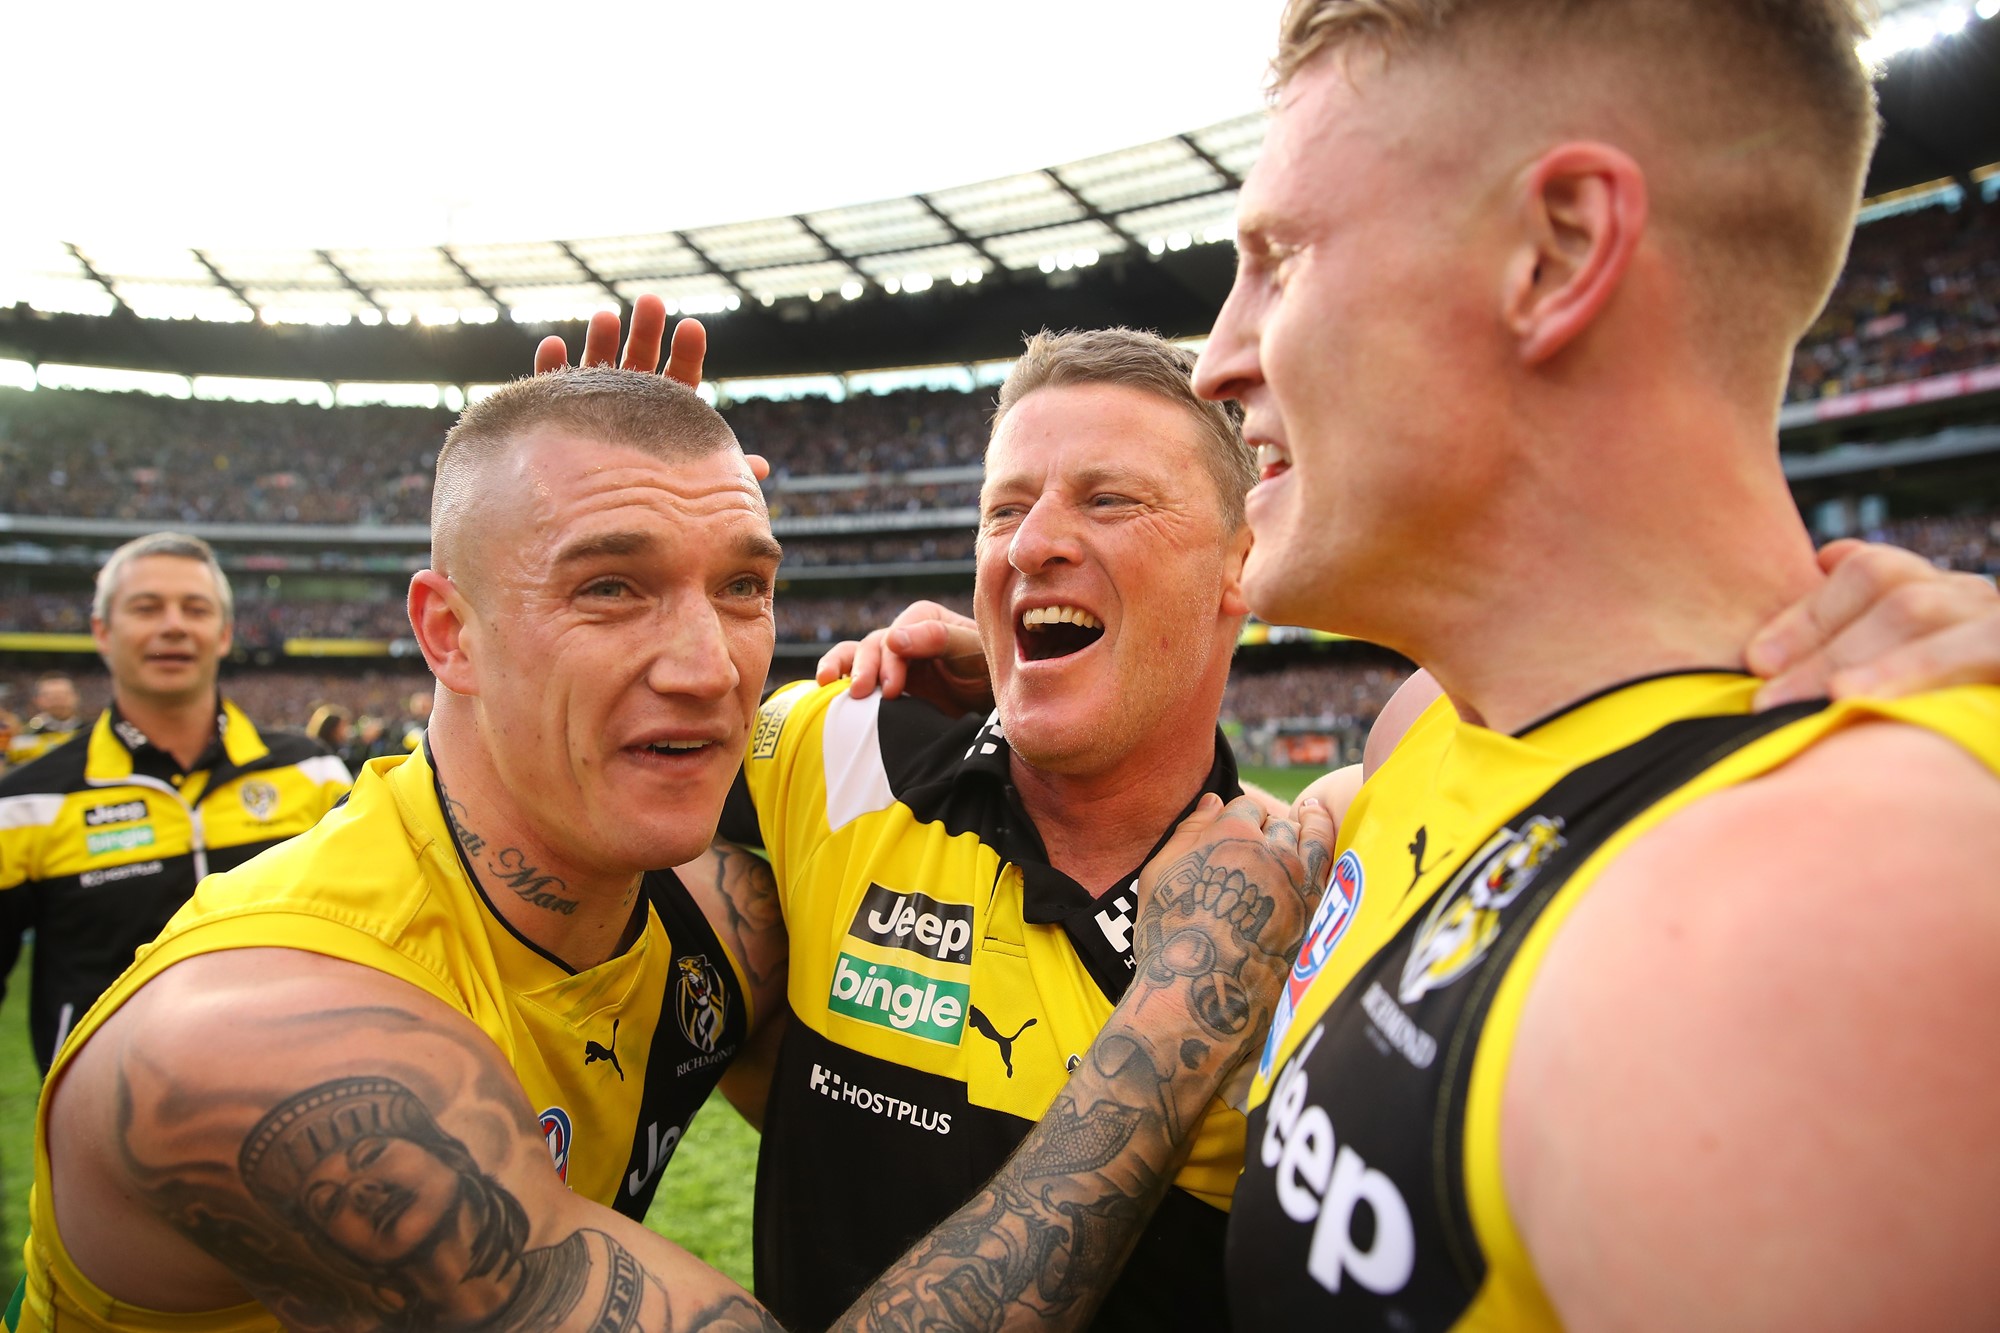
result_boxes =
[432,368,740,574]
[93,532,233,624]
[1268,0,1879,351]
[993,329,1257,531]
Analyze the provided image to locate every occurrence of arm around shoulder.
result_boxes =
[1503,722,2000,1332]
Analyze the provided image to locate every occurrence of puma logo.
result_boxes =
[585,1019,624,1081]
[968,1006,1037,1078]
[1408,826,1452,894]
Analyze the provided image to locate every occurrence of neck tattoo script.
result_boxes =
[442,789,582,917]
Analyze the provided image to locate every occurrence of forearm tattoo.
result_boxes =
[116,1008,780,1333]
[828,817,1329,1332]
[442,786,583,917]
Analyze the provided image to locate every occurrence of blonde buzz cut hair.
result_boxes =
[1268,0,1881,360]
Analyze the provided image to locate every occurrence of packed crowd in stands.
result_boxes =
[1222,662,1410,733]
[772,589,975,645]
[2,195,1992,530]
[1866,509,2000,576]
[10,510,1993,648]
[0,390,448,525]
[0,656,1414,762]
[4,588,985,650]
[768,481,981,518]
[1788,194,2000,403]
[785,533,976,567]
[729,389,986,475]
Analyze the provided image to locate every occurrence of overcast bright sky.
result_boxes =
[7,0,1288,250]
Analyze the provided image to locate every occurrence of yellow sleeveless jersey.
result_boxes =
[718,680,1247,1332]
[16,746,750,1333]
[1227,673,2000,1330]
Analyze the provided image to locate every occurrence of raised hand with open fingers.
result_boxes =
[529,297,769,482]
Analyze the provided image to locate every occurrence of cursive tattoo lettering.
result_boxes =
[441,787,583,916]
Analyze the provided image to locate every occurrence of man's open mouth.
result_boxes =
[1017,605,1105,662]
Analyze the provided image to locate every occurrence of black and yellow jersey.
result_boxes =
[17,744,751,1333]
[0,701,349,1070]
[1228,673,2000,1331]
[720,679,1248,1332]
[5,715,82,770]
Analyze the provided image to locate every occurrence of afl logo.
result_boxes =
[1258,850,1364,1080]
[239,779,280,821]
[539,1106,573,1182]
[676,954,729,1054]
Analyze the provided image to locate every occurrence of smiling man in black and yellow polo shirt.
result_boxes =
[720,328,1283,1332]
[0,534,348,1072]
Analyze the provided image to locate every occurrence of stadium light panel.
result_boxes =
[443,386,466,412]
[840,280,864,300]
[417,307,460,326]
[0,360,36,393]
[358,309,383,326]
[1977,0,1998,18]
[38,363,191,398]
[335,382,442,410]
[387,308,412,325]
[191,376,335,408]
[884,277,901,294]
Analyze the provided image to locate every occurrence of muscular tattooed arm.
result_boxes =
[680,840,791,1131]
[49,949,783,1333]
[45,796,1321,1333]
[830,793,1336,1333]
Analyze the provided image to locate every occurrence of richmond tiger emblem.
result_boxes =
[675,954,728,1053]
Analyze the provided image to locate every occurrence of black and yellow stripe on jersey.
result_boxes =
[1228,673,2000,1332]
[720,678,1248,1333]
[17,744,750,1333]
[0,701,349,1070]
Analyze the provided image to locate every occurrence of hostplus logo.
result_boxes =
[828,955,969,1044]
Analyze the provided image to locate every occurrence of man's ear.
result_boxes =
[408,571,477,695]
[1502,141,1649,366]
[1221,522,1254,619]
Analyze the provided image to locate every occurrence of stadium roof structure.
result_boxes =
[5,10,1999,387]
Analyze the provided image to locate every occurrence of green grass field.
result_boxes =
[0,766,1319,1300]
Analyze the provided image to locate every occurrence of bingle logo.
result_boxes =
[849,884,974,965]
[83,800,147,828]
[828,953,969,1044]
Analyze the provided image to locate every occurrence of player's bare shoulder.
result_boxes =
[1503,719,2000,1331]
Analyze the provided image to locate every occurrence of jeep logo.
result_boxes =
[849,884,973,965]
[83,800,147,828]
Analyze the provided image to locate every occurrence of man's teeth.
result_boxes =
[1255,443,1288,469]
[649,740,709,752]
[1021,606,1103,631]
